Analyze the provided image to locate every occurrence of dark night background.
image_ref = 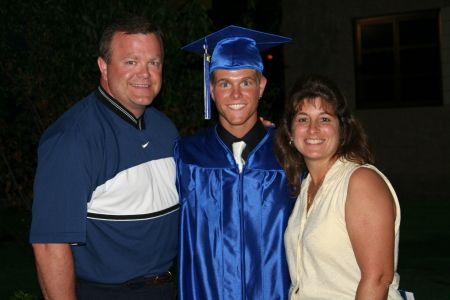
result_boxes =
[1,0,449,298]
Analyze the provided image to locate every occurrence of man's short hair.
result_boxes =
[99,14,163,64]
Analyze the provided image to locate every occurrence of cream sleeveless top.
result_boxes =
[284,158,403,299]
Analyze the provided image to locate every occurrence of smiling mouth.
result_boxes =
[305,139,325,144]
[227,104,246,110]
[131,84,150,88]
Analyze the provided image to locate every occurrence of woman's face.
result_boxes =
[291,97,340,165]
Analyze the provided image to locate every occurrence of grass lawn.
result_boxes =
[0,207,41,299]
[397,198,450,299]
[1,198,449,299]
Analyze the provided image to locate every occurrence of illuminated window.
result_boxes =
[354,10,442,108]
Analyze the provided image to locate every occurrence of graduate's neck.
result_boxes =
[219,115,258,139]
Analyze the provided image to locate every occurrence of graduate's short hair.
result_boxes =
[209,69,264,85]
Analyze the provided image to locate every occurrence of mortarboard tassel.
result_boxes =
[203,43,211,119]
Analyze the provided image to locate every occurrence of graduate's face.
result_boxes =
[97,32,163,118]
[210,68,267,137]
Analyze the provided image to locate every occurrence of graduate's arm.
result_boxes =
[346,168,397,300]
[32,243,77,300]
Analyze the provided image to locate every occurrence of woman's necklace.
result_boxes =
[307,177,325,206]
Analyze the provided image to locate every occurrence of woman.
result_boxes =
[275,74,403,299]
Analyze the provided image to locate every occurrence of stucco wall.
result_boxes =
[282,0,450,198]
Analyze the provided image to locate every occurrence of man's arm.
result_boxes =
[32,243,77,300]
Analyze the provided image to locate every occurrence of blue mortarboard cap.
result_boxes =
[182,25,291,119]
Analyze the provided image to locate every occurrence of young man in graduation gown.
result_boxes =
[174,26,294,300]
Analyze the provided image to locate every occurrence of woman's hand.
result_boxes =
[260,117,275,127]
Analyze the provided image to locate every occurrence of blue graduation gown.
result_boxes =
[175,125,294,300]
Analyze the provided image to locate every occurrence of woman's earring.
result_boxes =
[289,138,293,146]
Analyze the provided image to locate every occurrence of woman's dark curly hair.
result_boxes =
[274,74,374,196]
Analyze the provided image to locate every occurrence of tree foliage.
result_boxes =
[0,0,215,209]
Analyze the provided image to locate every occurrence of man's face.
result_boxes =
[97,32,163,118]
[210,68,267,138]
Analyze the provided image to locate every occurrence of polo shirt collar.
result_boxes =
[94,86,146,130]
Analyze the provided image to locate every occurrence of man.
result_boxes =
[175,26,294,299]
[29,14,179,299]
